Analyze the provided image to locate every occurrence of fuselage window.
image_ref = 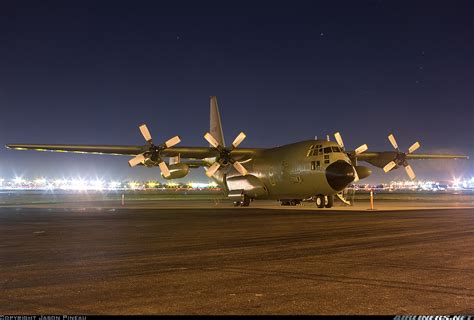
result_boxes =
[332,146,340,152]
[324,147,332,154]
[311,161,316,170]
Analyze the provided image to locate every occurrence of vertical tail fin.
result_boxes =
[210,96,225,147]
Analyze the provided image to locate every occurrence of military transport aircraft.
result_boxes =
[5,96,469,208]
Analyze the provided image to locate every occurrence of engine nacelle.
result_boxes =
[161,163,190,179]
[225,174,268,198]
[355,166,372,180]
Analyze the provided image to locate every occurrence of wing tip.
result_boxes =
[5,144,17,150]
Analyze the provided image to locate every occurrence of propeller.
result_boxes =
[128,124,181,178]
[382,133,420,180]
[203,131,248,177]
[334,132,369,182]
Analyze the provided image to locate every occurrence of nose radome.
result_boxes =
[325,160,355,191]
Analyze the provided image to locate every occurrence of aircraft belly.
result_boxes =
[261,171,334,199]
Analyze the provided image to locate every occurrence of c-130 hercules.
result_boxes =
[6,96,468,208]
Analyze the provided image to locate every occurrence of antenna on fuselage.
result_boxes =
[315,135,318,140]
[326,135,330,141]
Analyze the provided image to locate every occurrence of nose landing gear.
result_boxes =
[315,195,334,208]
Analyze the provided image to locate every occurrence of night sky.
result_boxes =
[0,1,472,183]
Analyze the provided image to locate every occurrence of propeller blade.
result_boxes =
[353,166,360,183]
[158,161,171,178]
[388,133,399,150]
[205,162,221,177]
[231,132,246,148]
[383,160,397,173]
[128,154,145,167]
[139,124,152,143]
[408,141,420,154]
[354,144,368,155]
[334,132,344,149]
[404,164,416,180]
[233,161,248,176]
[165,135,181,148]
[204,132,220,148]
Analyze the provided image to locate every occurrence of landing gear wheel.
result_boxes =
[290,200,301,206]
[315,195,325,208]
[241,194,251,207]
[280,199,301,206]
[233,201,241,207]
[325,195,334,208]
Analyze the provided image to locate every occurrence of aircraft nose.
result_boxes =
[325,160,356,191]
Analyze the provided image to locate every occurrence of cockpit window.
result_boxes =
[308,144,340,156]
[307,144,325,157]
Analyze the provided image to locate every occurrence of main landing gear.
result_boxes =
[315,195,333,208]
[233,194,251,207]
[279,199,302,206]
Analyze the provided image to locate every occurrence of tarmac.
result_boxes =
[0,199,473,314]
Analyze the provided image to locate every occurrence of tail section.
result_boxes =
[210,96,225,147]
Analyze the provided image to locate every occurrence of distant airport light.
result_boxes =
[70,178,88,191]
[189,182,209,189]
[34,178,47,185]
[90,179,105,190]
[146,181,159,188]
[167,182,178,188]
[13,177,24,184]
[1,176,471,191]
[109,181,121,189]
[128,181,139,190]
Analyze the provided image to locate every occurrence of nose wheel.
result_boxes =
[315,195,333,208]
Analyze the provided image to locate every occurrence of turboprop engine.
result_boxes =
[354,166,372,180]
[161,163,190,179]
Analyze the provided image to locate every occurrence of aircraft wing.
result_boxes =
[5,144,259,161]
[355,151,469,168]
[5,144,145,155]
